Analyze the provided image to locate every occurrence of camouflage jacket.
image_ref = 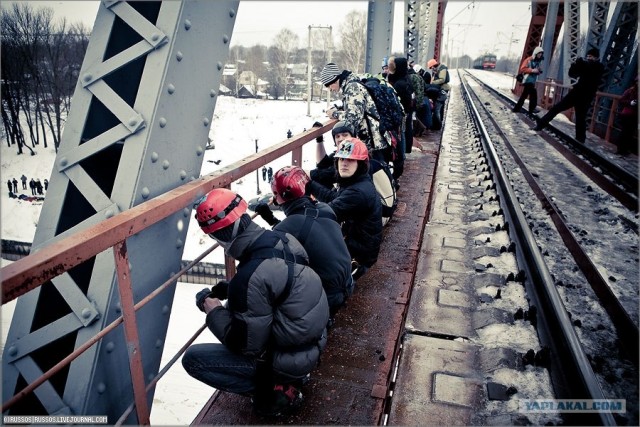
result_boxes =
[336,72,388,152]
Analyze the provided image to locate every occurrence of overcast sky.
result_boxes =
[4,1,541,60]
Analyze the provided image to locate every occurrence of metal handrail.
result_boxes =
[1,121,334,423]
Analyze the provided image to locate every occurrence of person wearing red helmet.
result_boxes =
[253,166,354,324]
[310,120,398,227]
[307,138,383,279]
[183,188,329,417]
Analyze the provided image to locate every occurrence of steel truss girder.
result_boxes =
[584,2,610,56]
[599,1,638,94]
[405,0,419,62]
[2,0,238,422]
[412,0,439,66]
[561,0,581,85]
[365,0,394,75]
[519,1,551,70]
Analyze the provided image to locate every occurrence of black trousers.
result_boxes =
[514,83,537,113]
[538,90,593,142]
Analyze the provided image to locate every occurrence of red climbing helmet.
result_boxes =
[194,188,247,234]
[271,166,310,204]
[334,138,369,161]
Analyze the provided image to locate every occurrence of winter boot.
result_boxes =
[253,384,304,417]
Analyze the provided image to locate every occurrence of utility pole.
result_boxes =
[306,25,332,116]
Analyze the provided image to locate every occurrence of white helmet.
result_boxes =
[533,46,544,56]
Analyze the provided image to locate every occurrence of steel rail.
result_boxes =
[467,71,639,202]
[459,72,616,426]
[467,76,639,367]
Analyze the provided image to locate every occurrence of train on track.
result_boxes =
[473,53,497,70]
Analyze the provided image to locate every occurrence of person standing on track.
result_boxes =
[513,46,544,114]
[534,48,605,143]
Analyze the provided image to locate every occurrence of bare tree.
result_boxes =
[1,3,88,154]
[338,10,367,73]
[269,28,299,99]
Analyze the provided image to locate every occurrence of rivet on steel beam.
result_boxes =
[176,238,183,249]
[151,33,160,42]
[216,62,223,71]
[59,158,68,167]
[159,118,167,128]
[155,339,163,348]
[210,89,217,98]
[8,346,17,356]
[223,35,230,44]
[151,152,159,162]
[167,84,175,94]
[176,51,183,61]
[83,73,93,82]
[141,187,150,199]
[128,117,138,127]
[148,373,155,381]
[82,308,92,319]
[196,146,203,156]
[105,342,115,353]
[203,117,210,126]
[162,160,170,169]
[183,207,190,217]
[105,209,114,218]
[97,383,106,394]
[180,170,187,180]
[229,9,236,18]
[115,303,121,313]
[162,305,170,314]
[184,19,192,30]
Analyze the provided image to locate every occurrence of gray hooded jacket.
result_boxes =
[207,221,329,380]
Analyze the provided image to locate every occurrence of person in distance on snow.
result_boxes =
[253,166,354,325]
[182,188,329,417]
[306,138,383,280]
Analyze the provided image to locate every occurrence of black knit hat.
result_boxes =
[211,213,251,242]
[587,48,600,57]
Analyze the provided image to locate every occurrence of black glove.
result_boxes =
[209,280,229,300]
[195,287,212,312]
[312,121,324,143]
[255,202,280,226]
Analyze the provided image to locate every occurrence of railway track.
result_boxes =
[459,70,639,425]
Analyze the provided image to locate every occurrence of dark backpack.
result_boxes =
[359,77,405,134]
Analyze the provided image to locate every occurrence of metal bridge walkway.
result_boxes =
[192,134,441,425]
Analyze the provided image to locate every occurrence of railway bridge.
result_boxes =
[1,1,637,424]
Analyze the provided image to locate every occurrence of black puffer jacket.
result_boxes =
[208,222,329,380]
[308,170,383,268]
[388,57,414,115]
[568,57,604,97]
[275,197,353,311]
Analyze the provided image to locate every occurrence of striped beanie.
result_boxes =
[320,63,341,86]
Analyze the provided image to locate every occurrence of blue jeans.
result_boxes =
[182,343,257,395]
[418,100,432,129]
